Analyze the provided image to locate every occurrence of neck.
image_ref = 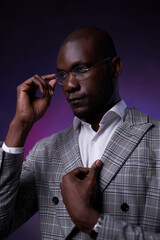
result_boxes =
[86,100,120,132]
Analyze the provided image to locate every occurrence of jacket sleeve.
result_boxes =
[0,142,38,239]
[97,214,160,240]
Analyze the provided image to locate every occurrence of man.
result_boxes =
[0,27,160,239]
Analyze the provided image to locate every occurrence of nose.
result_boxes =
[63,73,80,93]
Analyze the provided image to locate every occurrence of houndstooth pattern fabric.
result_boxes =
[0,108,160,239]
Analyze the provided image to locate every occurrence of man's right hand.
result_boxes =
[5,74,57,147]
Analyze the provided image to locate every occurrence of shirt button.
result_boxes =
[121,203,129,212]
[52,197,59,205]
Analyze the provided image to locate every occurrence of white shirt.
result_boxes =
[2,100,127,167]
[73,100,127,167]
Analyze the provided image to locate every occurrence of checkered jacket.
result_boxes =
[0,108,160,239]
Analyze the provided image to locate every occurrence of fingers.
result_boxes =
[34,73,57,96]
[41,73,56,80]
[64,162,102,182]
[73,168,89,180]
[91,160,103,169]
[48,79,57,95]
[72,167,89,175]
[90,160,103,179]
[42,74,57,95]
[19,73,57,97]
[62,168,90,183]
[61,162,102,189]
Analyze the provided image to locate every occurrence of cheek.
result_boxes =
[83,77,106,96]
[86,78,113,105]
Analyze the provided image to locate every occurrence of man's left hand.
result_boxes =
[60,160,102,233]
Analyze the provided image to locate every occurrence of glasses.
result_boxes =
[56,57,111,85]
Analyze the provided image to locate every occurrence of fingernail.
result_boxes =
[95,160,102,167]
[43,88,46,94]
[49,89,54,95]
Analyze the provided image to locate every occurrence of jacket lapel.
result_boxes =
[59,108,153,192]
[57,108,153,238]
[59,126,84,174]
[99,108,153,192]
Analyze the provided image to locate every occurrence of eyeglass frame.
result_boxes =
[56,57,112,85]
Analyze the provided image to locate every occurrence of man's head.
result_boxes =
[60,27,117,60]
[56,27,122,129]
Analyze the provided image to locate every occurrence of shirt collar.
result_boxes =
[73,100,127,130]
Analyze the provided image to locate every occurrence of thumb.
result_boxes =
[49,79,57,90]
[43,79,57,101]
[90,160,103,179]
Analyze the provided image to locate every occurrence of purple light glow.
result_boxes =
[1,1,160,239]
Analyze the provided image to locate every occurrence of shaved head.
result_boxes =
[57,27,122,126]
[61,27,117,59]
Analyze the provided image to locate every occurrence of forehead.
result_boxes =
[56,38,100,70]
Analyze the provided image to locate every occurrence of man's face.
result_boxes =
[56,38,115,123]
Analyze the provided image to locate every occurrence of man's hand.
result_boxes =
[60,160,102,233]
[15,74,56,123]
[5,74,57,147]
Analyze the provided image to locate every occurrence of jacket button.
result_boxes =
[52,197,59,205]
[121,203,129,212]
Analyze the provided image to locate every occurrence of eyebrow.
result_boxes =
[56,60,89,72]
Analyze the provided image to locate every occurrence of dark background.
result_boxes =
[0,0,160,239]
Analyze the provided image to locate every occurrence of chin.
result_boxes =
[73,108,94,123]
[73,109,88,120]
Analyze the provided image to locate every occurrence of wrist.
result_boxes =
[89,214,103,239]
[74,207,100,234]
[5,117,33,147]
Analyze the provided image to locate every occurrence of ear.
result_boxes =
[111,57,122,79]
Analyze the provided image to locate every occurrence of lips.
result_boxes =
[68,95,86,104]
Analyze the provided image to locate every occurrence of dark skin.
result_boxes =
[4,29,122,234]
[57,38,122,131]
[5,74,57,147]
[57,37,122,232]
[60,160,103,233]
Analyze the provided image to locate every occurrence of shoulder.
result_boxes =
[125,108,160,144]
[125,107,160,127]
[28,125,74,156]
[38,125,74,145]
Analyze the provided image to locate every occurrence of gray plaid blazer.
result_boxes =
[0,108,160,239]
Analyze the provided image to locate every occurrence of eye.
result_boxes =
[73,65,88,74]
[57,71,68,80]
